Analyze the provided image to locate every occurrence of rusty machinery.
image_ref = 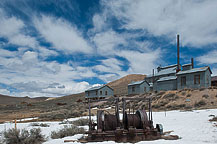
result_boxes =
[84,97,163,143]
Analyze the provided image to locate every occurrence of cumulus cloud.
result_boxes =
[103,0,217,47]
[196,50,217,65]
[34,15,93,54]
[92,30,126,55]
[117,49,161,74]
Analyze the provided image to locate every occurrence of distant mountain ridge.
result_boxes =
[0,94,48,105]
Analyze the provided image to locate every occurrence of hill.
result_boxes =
[0,94,48,105]
[107,74,146,96]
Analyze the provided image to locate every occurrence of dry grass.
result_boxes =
[51,125,85,139]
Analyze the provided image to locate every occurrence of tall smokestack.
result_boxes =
[191,58,194,68]
[177,34,180,71]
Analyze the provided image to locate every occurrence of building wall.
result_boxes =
[145,73,176,83]
[177,70,211,89]
[155,79,177,91]
[128,84,140,95]
[85,86,113,98]
[128,82,150,95]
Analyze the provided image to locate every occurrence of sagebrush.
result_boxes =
[72,118,89,126]
[3,128,46,144]
[51,125,85,139]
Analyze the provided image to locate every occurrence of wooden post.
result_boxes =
[15,119,17,129]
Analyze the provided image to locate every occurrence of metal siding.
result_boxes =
[85,86,113,98]
[156,79,177,91]
[205,69,211,88]
[128,82,150,94]
[177,71,206,89]
[98,86,113,97]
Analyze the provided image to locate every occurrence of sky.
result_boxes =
[0,0,217,97]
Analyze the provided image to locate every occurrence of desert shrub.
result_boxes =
[184,106,193,110]
[164,93,179,100]
[51,125,85,139]
[199,87,205,91]
[152,104,160,109]
[181,91,186,96]
[202,94,209,99]
[30,123,49,127]
[3,128,46,144]
[72,118,89,126]
[157,91,165,96]
[186,94,191,97]
[194,100,206,107]
[209,116,217,122]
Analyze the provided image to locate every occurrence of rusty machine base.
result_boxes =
[84,128,162,143]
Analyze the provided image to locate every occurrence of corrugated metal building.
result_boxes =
[85,85,113,99]
[177,66,212,89]
[211,76,217,86]
[128,80,150,95]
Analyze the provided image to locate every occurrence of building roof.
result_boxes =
[146,66,177,78]
[177,66,212,75]
[160,64,178,69]
[85,85,113,91]
[182,63,192,67]
[211,76,217,81]
[128,80,149,86]
[157,76,177,82]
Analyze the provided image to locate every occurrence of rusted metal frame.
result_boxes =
[88,98,92,131]
[115,98,120,127]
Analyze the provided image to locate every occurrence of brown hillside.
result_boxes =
[0,94,48,105]
[107,74,146,96]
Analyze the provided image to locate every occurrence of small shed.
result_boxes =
[211,76,217,86]
[177,66,212,89]
[85,85,113,99]
[128,80,150,95]
[155,76,177,91]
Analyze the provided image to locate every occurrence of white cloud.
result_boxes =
[34,15,93,54]
[0,50,98,97]
[92,30,126,55]
[196,50,217,65]
[103,0,217,47]
[117,49,161,74]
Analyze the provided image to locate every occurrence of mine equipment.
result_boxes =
[84,97,163,143]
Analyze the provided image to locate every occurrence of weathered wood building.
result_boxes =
[128,80,150,95]
[85,85,113,99]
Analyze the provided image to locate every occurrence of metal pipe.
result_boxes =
[191,58,194,68]
[177,34,180,71]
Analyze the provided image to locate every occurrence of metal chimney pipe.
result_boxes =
[191,58,194,68]
[177,34,180,71]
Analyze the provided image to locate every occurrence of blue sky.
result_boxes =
[0,0,217,97]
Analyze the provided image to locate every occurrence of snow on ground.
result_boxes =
[0,109,217,144]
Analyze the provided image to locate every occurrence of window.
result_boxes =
[132,86,135,92]
[87,91,90,96]
[105,91,108,95]
[96,91,97,95]
[144,87,146,92]
[194,74,200,84]
[181,76,186,86]
[100,91,102,95]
